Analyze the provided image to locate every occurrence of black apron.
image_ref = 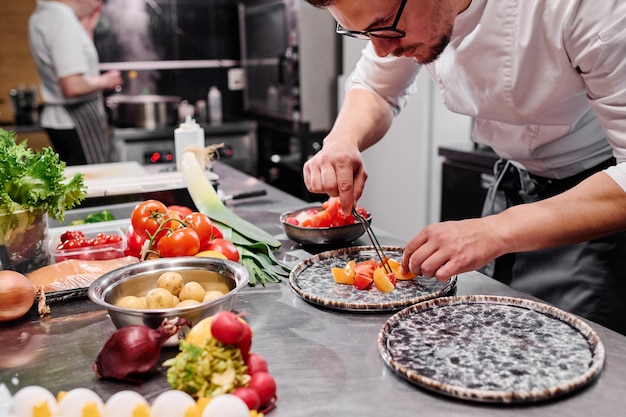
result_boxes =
[480,158,626,335]
[64,95,110,164]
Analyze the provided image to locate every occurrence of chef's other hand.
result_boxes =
[401,217,505,281]
[102,70,123,91]
[303,140,367,212]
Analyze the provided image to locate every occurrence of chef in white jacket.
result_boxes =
[302,0,626,334]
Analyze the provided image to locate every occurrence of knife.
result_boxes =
[218,189,267,202]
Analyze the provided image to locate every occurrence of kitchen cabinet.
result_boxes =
[438,145,499,221]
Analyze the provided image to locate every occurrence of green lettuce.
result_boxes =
[0,128,86,250]
[0,128,86,221]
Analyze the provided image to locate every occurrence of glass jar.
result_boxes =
[0,208,49,274]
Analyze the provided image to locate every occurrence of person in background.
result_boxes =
[302,0,626,334]
[28,0,122,165]
[80,0,102,39]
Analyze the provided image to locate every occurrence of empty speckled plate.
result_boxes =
[289,246,457,312]
[378,295,605,403]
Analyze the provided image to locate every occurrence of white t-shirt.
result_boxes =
[28,0,101,129]
[346,0,626,191]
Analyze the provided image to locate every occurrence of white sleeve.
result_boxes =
[50,16,91,78]
[565,2,626,172]
[344,42,421,116]
[604,164,626,193]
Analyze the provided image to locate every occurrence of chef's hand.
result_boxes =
[303,139,367,212]
[401,217,505,281]
[101,70,123,91]
[63,71,123,98]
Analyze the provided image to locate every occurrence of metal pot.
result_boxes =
[105,94,180,129]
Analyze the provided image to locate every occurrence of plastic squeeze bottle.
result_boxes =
[174,115,205,171]
[208,86,222,124]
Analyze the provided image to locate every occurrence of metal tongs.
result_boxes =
[352,207,392,273]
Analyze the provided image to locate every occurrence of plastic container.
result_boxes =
[195,100,207,123]
[174,115,205,171]
[50,227,127,262]
[208,86,222,124]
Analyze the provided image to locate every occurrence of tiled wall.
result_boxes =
[0,1,40,125]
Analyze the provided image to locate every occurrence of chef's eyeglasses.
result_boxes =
[335,0,407,40]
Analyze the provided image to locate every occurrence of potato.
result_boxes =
[176,299,200,308]
[203,290,225,302]
[145,288,176,309]
[179,281,206,302]
[115,295,146,309]
[156,271,184,296]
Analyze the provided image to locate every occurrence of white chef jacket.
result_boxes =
[346,0,626,191]
[28,0,101,129]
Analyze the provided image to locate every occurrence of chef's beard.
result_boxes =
[393,0,455,65]
[393,30,452,64]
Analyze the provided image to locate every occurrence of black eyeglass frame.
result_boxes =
[335,0,408,40]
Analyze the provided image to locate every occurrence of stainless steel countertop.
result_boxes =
[1,162,625,416]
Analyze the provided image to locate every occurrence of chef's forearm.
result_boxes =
[60,72,120,98]
[490,172,626,253]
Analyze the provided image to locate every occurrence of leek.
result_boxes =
[181,151,280,248]
[182,151,290,285]
[212,218,291,285]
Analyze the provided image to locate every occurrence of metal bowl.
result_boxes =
[280,206,372,245]
[88,257,249,331]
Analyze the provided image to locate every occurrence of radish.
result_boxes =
[210,311,245,345]
[232,387,261,411]
[248,371,277,407]
[246,353,269,375]
[237,323,253,360]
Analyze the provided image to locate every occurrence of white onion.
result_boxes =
[0,270,36,322]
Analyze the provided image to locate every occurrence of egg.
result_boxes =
[104,390,149,417]
[201,394,249,417]
[150,390,196,417]
[57,388,104,417]
[9,386,58,417]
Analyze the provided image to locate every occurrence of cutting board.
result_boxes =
[63,161,218,198]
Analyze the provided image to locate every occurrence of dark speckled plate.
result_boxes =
[289,246,457,312]
[378,295,605,403]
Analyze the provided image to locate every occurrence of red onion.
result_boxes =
[93,317,191,382]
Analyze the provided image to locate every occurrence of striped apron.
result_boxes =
[64,95,110,164]
[480,158,626,335]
